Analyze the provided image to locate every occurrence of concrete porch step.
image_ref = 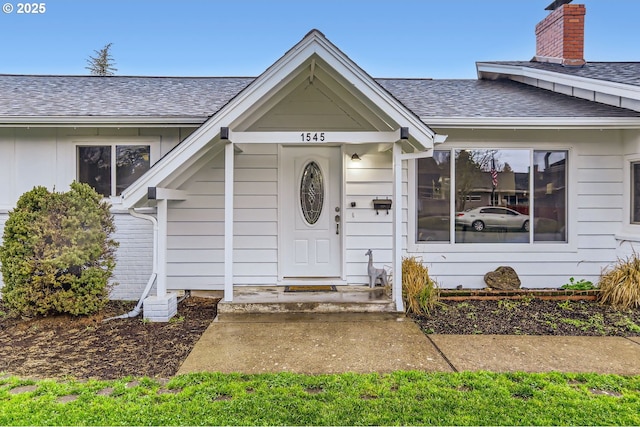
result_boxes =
[215,285,397,315]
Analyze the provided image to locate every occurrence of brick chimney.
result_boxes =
[534,3,586,66]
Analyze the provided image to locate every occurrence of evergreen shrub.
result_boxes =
[0,182,118,316]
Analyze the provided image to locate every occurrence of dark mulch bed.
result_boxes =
[411,298,640,336]
[1,295,639,380]
[0,296,217,380]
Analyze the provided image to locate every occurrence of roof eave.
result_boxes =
[424,116,640,129]
[0,116,208,127]
[476,62,640,102]
[121,30,440,207]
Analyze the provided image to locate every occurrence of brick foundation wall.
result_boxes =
[110,212,155,300]
[535,4,585,66]
[0,211,154,301]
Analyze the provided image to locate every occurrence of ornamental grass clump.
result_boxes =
[0,182,118,317]
[402,256,440,315]
[597,253,640,310]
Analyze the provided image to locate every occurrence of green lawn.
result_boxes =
[1,371,639,426]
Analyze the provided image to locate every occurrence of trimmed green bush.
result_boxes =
[0,182,118,316]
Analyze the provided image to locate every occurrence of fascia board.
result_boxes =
[120,125,223,207]
[311,35,435,148]
[262,32,436,148]
[123,31,439,207]
[121,42,318,206]
[477,62,640,101]
[424,116,640,129]
[0,116,206,127]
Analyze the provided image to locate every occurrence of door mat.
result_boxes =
[284,285,337,292]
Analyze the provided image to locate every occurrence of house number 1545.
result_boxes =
[300,132,325,142]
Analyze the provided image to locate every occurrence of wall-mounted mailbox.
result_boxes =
[373,198,392,215]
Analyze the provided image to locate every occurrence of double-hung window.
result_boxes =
[77,145,151,197]
[416,148,568,244]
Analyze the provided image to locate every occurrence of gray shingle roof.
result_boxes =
[486,61,640,87]
[1,73,638,120]
[0,75,253,118]
[377,78,640,118]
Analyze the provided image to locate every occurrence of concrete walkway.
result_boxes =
[177,313,640,376]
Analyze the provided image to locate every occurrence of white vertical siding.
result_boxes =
[0,127,189,209]
[0,127,190,297]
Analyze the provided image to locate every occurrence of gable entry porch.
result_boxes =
[121,30,445,321]
[215,129,409,316]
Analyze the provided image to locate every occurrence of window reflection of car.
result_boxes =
[455,206,530,232]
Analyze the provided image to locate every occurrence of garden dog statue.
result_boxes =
[365,249,388,288]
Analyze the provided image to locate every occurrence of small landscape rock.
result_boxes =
[484,266,521,290]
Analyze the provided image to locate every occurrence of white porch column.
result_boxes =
[392,141,404,312]
[156,198,168,298]
[224,141,234,302]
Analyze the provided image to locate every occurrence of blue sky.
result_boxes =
[0,0,637,79]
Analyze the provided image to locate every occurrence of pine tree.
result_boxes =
[86,43,117,76]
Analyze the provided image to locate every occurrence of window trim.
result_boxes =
[630,160,640,225]
[73,137,160,203]
[407,145,577,254]
[616,155,640,242]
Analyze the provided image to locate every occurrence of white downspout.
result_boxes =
[103,208,158,321]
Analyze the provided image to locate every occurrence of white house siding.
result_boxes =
[0,126,192,297]
[344,146,401,285]
[0,127,191,210]
[408,129,627,289]
[615,129,640,259]
[165,143,404,290]
[167,144,279,290]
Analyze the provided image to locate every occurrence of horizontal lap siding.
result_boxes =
[345,150,396,285]
[412,137,624,289]
[575,154,622,266]
[167,146,279,290]
[233,149,279,284]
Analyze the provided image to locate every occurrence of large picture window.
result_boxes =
[416,149,567,244]
[631,162,640,224]
[78,145,150,197]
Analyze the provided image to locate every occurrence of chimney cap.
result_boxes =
[545,0,573,11]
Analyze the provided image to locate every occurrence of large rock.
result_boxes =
[484,266,521,290]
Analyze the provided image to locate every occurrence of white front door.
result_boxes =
[281,146,342,277]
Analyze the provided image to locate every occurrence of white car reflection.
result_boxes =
[455,206,530,232]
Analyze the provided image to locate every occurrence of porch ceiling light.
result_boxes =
[351,153,361,161]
